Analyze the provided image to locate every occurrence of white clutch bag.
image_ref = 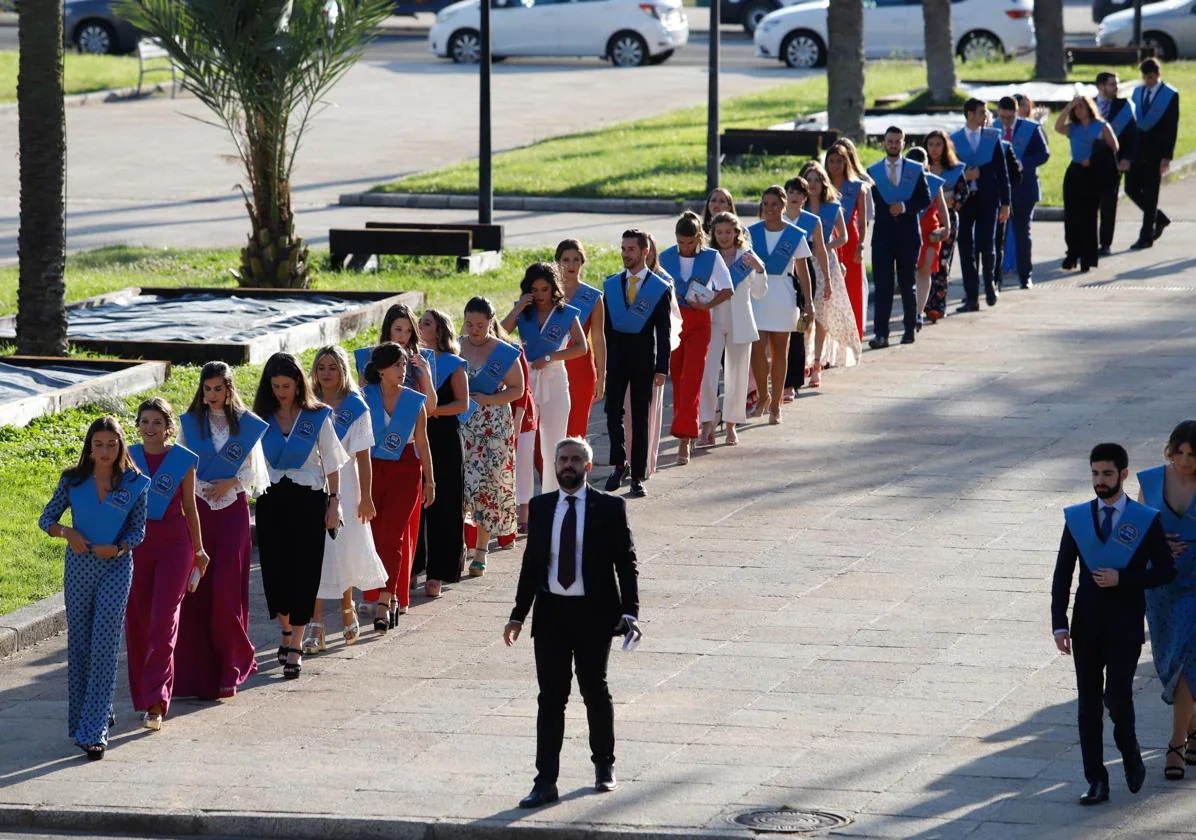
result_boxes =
[685,280,717,306]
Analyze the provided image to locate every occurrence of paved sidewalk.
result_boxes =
[2,197,1196,838]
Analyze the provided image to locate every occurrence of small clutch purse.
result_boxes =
[685,281,717,306]
[795,312,813,333]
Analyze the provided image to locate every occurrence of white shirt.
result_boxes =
[625,266,649,300]
[264,414,350,490]
[885,157,903,186]
[678,252,733,293]
[965,127,981,152]
[548,484,586,597]
[176,410,270,511]
[1097,493,1128,534]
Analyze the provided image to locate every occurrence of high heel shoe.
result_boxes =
[808,363,822,389]
[301,623,325,655]
[282,649,302,680]
[749,395,771,419]
[725,424,739,446]
[1165,743,1186,780]
[676,439,691,466]
[469,547,488,577]
[277,629,292,665]
[769,405,782,425]
[373,603,389,634]
[1186,730,1196,766]
[342,605,360,645]
[388,598,399,629]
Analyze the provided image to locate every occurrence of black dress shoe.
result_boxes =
[985,288,999,307]
[1129,238,1153,250]
[595,764,617,792]
[604,464,626,492]
[1125,751,1146,793]
[868,337,890,350]
[900,332,915,345]
[1154,216,1171,241]
[1098,245,1112,258]
[1020,277,1033,290]
[519,783,559,809]
[956,301,980,313]
[628,480,646,498]
[1079,779,1109,806]
[1061,256,1077,270]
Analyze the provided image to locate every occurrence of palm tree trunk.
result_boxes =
[923,0,957,104]
[826,0,864,142]
[1034,0,1067,81]
[16,0,68,355]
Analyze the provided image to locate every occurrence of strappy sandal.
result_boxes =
[749,395,770,419]
[301,622,325,655]
[1165,743,1186,780]
[725,425,739,446]
[676,439,691,466]
[388,598,399,629]
[769,406,782,426]
[469,548,488,577]
[1186,730,1196,766]
[277,629,292,665]
[82,744,105,761]
[282,649,302,680]
[142,712,163,731]
[373,603,389,634]
[426,580,442,598]
[342,605,360,645]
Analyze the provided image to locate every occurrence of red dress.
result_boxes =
[366,445,423,609]
[564,312,597,438]
[919,199,943,274]
[837,199,867,340]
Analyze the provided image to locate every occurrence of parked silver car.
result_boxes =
[1096,0,1196,60]
[64,0,143,55]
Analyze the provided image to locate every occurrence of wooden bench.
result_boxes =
[328,225,503,274]
[1066,45,1156,70]
[136,39,179,98]
[720,128,840,158]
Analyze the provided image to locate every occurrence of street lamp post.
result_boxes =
[479,0,493,224]
[706,0,720,196]
[1133,0,1143,49]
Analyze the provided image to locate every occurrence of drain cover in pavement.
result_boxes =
[733,808,852,833]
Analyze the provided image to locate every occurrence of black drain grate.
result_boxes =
[733,808,852,833]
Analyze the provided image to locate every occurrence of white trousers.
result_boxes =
[516,362,570,503]
[699,320,753,425]
[623,382,665,479]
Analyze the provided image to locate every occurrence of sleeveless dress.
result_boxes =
[461,359,517,536]
[808,231,861,369]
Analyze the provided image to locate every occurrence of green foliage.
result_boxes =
[0,51,141,102]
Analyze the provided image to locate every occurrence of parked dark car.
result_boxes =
[391,0,457,15]
[64,0,143,55]
[721,0,782,34]
[1093,0,1170,23]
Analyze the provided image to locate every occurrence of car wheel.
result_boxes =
[1142,31,1176,62]
[781,30,826,69]
[608,31,649,67]
[957,30,1004,62]
[448,29,481,64]
[74,20,116,55]
[646,49,674,66]
[741,0,777,36]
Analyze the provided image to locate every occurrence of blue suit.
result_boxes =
[1004,118,1050,284]
[951,126,1011,306]
[867,158,931,341]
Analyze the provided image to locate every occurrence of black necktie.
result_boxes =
[1100,506,1114,542]
[557,496,578,589]
[1099,98,1110,120]
[1144,88,1154,113]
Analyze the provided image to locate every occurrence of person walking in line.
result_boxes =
[951,99,1010,311]
[1051,443,1176,805]
[40,416,149,759]
[800,160,861,376]
[824,141,872,341]
[1127,58,1179,249]
[658,210,731,465]
[997,94,1051,289]
[125,398,204,732]
[902,147,950,328]
[1138,420,1196,781]
[175,362,268,702]
[782,176,830,399]
[702,186,736,234]
[1093,71,1138,257]
[353,303,438,409]
[1056,95,1118,273]
[504,437,641,808]
[866,126,931,348]
[923,129,967,322]
[556,240,606,439]
[604,229,673,497]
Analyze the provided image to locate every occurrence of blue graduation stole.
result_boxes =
[839,180,862,223]
[1110,98,1136,137]
[951,127,999,168]
[262,407,332,471]
[658,246,718,308]
[792,210,819,243]
[920,172,945,220]
[353,347,371,380]
[518,304,581,360]
[1133,82,1177,132]
[726,250,756,289]
[354,346,434,385]
[363,384,426,460]
[569,283,602,327]
[1069,120,1104,163]
[67,470,151,545]
[128,443,199,521]
[867,159,924,205]
[331,391,368,442]
[1138,465,1196,575]
[816,202,841,244]
[407,348,436,391]
[468,340,521,395]
[1010,118,1039,161]
[603,270,669,334]
[747,221,804,276]
[180,410,268,482]
[433,351,465,391]
[1063,499,1158,571]
[940,163,967,192]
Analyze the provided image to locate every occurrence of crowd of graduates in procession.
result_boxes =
[34,58,1190,796]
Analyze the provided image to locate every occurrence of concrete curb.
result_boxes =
[0,593,66,660]
[0,82,183,112]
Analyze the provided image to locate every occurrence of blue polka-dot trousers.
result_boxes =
[64,549,133,748]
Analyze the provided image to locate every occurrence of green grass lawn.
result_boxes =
[0,51,141,102]
[0,244,626,616]
[377,60,1196,209]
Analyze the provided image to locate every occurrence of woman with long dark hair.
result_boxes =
[1056,95,1118,272]
[824,141,872,340]
[902,146,952,329]
[923,129,967,322]
[40,416,149,759]
[702,186,736,233]
[355,303,438,407]
[556,239,606,439]
[175,361,268,701]
[125,398,204,732]
[253,352,348,678]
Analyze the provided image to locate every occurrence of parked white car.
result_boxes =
[1097,0,1196,61]
[430,0,689,67]
[754,0,1036,69]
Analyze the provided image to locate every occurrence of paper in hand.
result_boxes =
[621,620,643,653]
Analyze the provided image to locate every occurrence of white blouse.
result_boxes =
[339,409,374,458]
[176,410,270,512]
[265,414,350,490]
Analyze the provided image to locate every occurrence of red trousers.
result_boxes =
[564,348,597,438]
[669,306,711,439]
[840,203,866,340]
[366,447,422,609]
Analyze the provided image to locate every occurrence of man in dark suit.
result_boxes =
[1093,71,1139,257]
[1126,58,1179,249]
[997,95,1050,289]
[602,229,672,498]
[1051,442,1175,806]
[505,436,641,808]
[951,99,1011,311]
[865,126,931,349]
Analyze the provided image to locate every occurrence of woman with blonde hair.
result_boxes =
[1055,94,1118,272]
[824,141,872,339]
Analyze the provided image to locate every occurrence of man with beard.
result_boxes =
[504,436,641,808]
[1051,442,1175,806]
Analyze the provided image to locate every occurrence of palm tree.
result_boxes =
[922,0,956,104]
[1034,0,1067,81]
[16,0,69,356]
[117,0,392,288]
[826,0,864,142]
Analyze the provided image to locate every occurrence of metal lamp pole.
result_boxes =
[479,0,493,224]
[706,0,720,196]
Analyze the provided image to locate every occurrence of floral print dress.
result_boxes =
[461,362,517,536]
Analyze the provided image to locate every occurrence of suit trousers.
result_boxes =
[1064,162,1100,270]
[699,316,752,425]
[1098,170,1122,250]
[1126,156,1168,242]
[623,382,665,479]
[1012,198,1035,283]
[1073,635,1142,785]
[533,594,615,785]
[871,230,917,340]
[517,363,570,500]
[958,199,998,304]
[606,359,653,481]
[255,477,326,627]
[669,306,711,439]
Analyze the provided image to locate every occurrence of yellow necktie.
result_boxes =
[627,275,638,305]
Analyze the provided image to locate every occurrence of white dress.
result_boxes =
[809,243,861,368]
[317,410,388,599]
[750,227,812,333]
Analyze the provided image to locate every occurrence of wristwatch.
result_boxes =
[543,355,552,364]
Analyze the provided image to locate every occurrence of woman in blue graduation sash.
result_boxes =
[1055,95,1119,272]
[923,130,967,322]
[418,309,471,597]
[901,147,951,329]
[460,297,525,575]
[703,211,766,446]
[355,303,438,411]
[304,346,388,652]
[252,352,349,678]
[40,416,149,759]
[825,142,872,341]
[174,362,268,701]
[1140,420,1196,780]
[125,398,204,732]
[361,342,436,626]
[501,262,588,497]
[702,186,735,234]
[556,239,607,439]
[748,185,814,425]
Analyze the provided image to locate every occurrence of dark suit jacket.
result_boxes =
[973,140,1012,209]
[1137,89,1179,161]
[1005,119,1050,205]
[510,485,640,637]
[603,270,672,378]
[869,166,931,255]
[1050,499,1176,644]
